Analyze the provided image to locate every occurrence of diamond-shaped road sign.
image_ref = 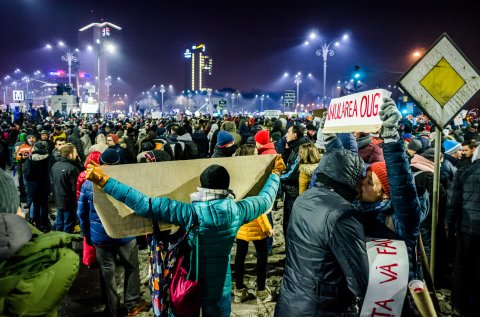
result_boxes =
[398,33,480,128]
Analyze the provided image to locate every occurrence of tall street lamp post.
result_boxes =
[310,33,348,103]
[61,51,78,88]
[294,73,302,107]
[160,84,165,113]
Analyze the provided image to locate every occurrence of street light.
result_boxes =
[294,72,302,107]
[61,50,78,88]
[159,84,165,112]
[307,32,349,102]
[260,94,265,112]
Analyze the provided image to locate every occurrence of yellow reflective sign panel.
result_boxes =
[420,58,465,107]
[398,33,480,128]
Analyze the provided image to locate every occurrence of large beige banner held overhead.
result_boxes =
[93,155,277,238]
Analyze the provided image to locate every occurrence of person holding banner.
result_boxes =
[85,156,286,317]
[274,140,369,316]
[321,97,429,314]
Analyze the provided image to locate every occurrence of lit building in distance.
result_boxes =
[78,21,122,112]
[184,44,213,91]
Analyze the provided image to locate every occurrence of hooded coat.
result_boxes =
[275,148,368,316]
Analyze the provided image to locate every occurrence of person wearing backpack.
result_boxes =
[86,156,286,317]
[177,126,200,160]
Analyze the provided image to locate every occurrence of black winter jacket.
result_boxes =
[275,184,369,316]
[447,159,480,235]
[51,156,79,210]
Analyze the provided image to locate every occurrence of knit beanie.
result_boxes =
[33,141,48,152]
[0,169,20,214]
[254,130,270,145]
[100,148,121,165]
[443,140,461,155]
[216,130,234,147]
[200,164,230,189]
[421,148,436,162]
[407,139,422,152]
[0,213,32,260]
[369,162,390,197]
[107,133,119,144]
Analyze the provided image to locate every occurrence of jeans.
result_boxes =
[96,240,141,313]
[235,238,268,291]
[266,213,273,252]
[55,208,76,233]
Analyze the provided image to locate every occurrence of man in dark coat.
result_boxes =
[275,145,368,316]
[51,143,80,233]
[279,125,308,241]
[446,146,480,315]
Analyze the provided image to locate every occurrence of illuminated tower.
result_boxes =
[78,21,122,112]
[184,44,213,91]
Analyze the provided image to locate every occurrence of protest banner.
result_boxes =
[322,89,391,133]
[360,239,409,317]
[93,155,277,238]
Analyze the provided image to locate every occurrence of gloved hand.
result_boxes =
[319,112,336,144]
[272,155,286,175]
[86,161,110,188]
[379,97,402,141]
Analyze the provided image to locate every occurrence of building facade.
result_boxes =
[184,44,213,92]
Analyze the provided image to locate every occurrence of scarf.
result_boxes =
[410,154,434,173]
[352,199,391,214]
[190,187,236,202]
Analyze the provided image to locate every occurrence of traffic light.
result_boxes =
[353,65,361,79]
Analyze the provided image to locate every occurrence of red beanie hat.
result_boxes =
[369,162,390,197]
[254,130,270,145]
[108,133,119,144]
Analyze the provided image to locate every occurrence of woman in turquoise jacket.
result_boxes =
[86,158,285,317]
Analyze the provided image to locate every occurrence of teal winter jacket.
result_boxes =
[102,173,280,307]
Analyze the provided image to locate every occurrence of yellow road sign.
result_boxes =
[398,33,480,128]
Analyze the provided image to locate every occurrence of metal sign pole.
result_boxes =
[430,127,442,280]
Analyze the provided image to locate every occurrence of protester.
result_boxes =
[210,130,237,158]
[320,98,429,313]
[51,143,80,233]
[275,140,368,316]
[232,144,275,304]
[23,141,51,232]
[86,155,286,317]
[279,125,308,242]
[446,145,480,316]
[254,129,276,155]
[78,149,150,317]
[298,142,322,195]
[0,168,80,317]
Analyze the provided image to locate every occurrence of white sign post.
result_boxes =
[398,33,480,282]
[13,90,24,101]
[322,89,391,133]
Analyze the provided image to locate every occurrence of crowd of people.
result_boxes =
[0,101,479,316]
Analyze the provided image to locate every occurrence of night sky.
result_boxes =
[1,0,478,100]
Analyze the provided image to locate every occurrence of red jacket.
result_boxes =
[258,142,277,155]
[76,151,102,200]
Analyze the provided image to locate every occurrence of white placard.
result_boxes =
[323,89,391,133]
[151,111,162,119]
[80,102,99,114]
[360,239,409,317]
[453,114,463,126]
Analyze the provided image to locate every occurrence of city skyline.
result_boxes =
[1,0,479,100]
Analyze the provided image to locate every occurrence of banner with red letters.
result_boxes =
[322,89,391,133]
[360,238,409,317]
